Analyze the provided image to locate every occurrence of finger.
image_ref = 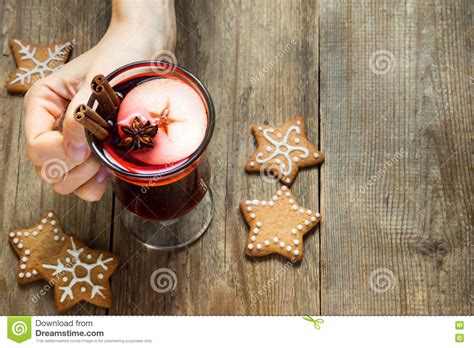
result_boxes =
[62,85,94,165]
[73,167,109,202]
[52,156,103,195]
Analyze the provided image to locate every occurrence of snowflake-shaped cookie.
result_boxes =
[240,186,321,261]
[245,116,324,185]
[38,237,120,313]
[7,38,73,93]
[8,211,67,284]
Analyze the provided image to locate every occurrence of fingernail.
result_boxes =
[95,167,109,183]
[67,142,88,163]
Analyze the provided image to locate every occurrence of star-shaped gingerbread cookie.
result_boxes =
[245,116,324,185]
[7,38,72,93]
[240,186,321,261]
[8,211,68,284]
[37,237,120,313]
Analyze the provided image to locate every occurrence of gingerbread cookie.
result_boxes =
[245,116,324,185]
[7,39,73,93]
[8,211,68,284]
[240,186,321,261]
[37,237,119,313]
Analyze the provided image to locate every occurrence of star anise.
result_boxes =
[117,116,158,152]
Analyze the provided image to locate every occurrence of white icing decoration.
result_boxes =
[250,161,255,167]
[286,246,292,251]
[304,220,310,225]
[289,199,295,204]
[53,228,58,233]
[299,208,305,213]
[307,210,312,215]
[253,228,259,234]
[18,243,24,249]
[9,232,15,238]
[32,231,38,236]
[18,273,24,278]
[20,264,26,270]
[269,201,275,207]
[42,238,114,303]
[285,178,291,183]
[32,269,38,275]
[316,212,321,217]
[251,236,256,241]
[16,232,22,236]
[294,240,300,245]
[252,199,259,205]
[285,192,291,197]
[297,225,303,230]
[21,256,28,262]
[250,213,256,219]
[13,238,19,244]
[292,205,298,210]
[26,272,31,278]
[256,222,262,227]
[24,232,29,237]
[261,201,267,206]
[265,146,272,152]
[48,212,53,218]
[311,216,316,222]
[294,250,299,256]
[279,241,285,248]
[10,40,71,85]
[256,244,262,250]
[258,126,263,131]
[98,274,104,280]
[62,276,68,282]
[273,237,279,243]
[294,137,300,143]
[248,243,254,250]
[245,200,251,205]
[291,229,297,235]
[54,235,59,241]
[272,195,278,201]
[81,287,86,292]
[314,153,319,158]
[277,132,282,138]
[277,190,282,196]
[255,126,310,176]
[25,250,31,255]
[38,225,43,231]
[42,219,47,224]
[87,254,92,260]
[51,220,57,225]
[264,240,270,246]
[247,207,252,212]
[282,185,288,190]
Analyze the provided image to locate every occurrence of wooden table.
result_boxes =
[0,0,472,315]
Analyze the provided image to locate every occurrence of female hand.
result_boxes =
[24,0,176,201]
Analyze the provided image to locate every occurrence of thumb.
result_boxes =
[62,84,93,164]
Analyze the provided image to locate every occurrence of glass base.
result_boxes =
[120,189,214,251]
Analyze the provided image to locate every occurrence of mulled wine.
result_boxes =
[86,61,215,249]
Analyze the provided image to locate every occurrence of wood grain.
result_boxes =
[0,0,471,315]
[320,0,473,314]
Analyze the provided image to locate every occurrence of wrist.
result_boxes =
[108,0,176,52]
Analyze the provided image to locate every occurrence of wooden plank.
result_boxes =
[0,0,113,315]
[320,0,473,314]
[111,0,321,315]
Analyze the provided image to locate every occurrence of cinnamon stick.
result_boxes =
[74,108,110,140]
[75,104,111,129]
[91,74,120,117]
